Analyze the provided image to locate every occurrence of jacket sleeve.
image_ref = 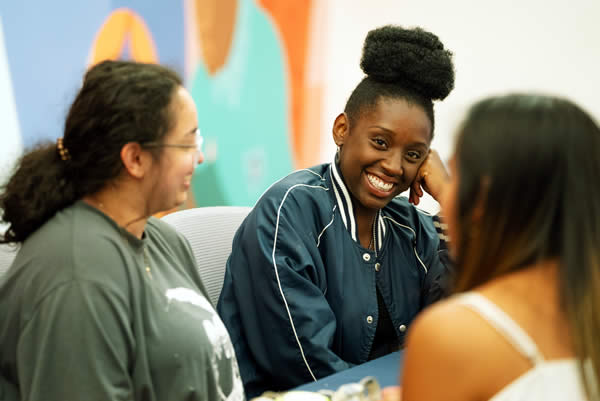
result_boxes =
[420,214,455,307]
[219,193,352,391]
[16,281,133,401]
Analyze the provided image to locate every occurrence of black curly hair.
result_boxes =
[0,60,183,244]
[344,25,455,137]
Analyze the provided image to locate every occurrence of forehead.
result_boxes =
[356,98,432,142]
[166,87,198,140]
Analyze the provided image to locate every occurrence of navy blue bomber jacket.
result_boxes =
[217,161,451,397]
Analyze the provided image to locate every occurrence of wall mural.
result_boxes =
[0,0,323,208]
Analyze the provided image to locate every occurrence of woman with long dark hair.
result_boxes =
[402,94,600,400]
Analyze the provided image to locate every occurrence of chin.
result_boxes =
[177,192,189,205]
[361,186,405,210]
[157,197,186,215]
[361,196,390,211]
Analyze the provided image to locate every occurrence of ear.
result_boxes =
[332,112,350,147]
[120,142,152,179]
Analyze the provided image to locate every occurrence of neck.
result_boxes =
[83,188,149,239]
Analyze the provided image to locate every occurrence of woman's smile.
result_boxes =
[365,172,396,195]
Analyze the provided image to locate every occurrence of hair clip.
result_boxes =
[56,137,71,161]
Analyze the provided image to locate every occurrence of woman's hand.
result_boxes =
[409,150,449,205]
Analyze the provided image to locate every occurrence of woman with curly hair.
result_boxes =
[0,61,244,401]
[217,25,456,396]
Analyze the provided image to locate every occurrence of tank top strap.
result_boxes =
[456,292,545,366]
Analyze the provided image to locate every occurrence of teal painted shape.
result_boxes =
[190,0,293,207]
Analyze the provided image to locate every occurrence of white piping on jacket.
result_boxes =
[433,220,448,230]
[330,178,348,231]
[272,183,328,382]
[316,205,337,248]
[377,214,383,250]
[330,164,357,241]
[255,168,325,207]
[302,168,326,181]
[382,216,429,274]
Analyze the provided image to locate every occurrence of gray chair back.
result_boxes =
[162,206,251,306]
[0,243,18,286]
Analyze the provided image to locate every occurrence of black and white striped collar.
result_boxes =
[329,159,386,252]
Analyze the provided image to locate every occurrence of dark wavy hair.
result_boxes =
[345,25,455,138]
[452,94,600,399]
[0,60,183,244]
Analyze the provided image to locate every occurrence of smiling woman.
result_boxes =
[333,99,432,227]
[0,61,243,401]
[217,25,456,397]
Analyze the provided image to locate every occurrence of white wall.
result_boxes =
[318,0,600,212]
[0,15,22,187]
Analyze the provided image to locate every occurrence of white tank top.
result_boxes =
[456,292,594,401]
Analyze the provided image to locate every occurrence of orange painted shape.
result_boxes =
[90,8,158,65]
[257,0,322,169]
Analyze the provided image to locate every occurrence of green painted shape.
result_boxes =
[190,0,293,207]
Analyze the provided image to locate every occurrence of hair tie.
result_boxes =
[56,137,71,161]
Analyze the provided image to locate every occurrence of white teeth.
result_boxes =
[367,174,393,192]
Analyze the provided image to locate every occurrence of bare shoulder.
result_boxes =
[408,297,495,351]
[402,297,503,401]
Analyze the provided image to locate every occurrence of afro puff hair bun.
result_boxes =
[360,25,455,101]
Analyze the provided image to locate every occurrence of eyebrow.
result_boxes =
[369,125,429,147]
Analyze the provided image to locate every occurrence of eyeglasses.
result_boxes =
[143,134,204,165]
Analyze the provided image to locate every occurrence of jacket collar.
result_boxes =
[329,158,385,252]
